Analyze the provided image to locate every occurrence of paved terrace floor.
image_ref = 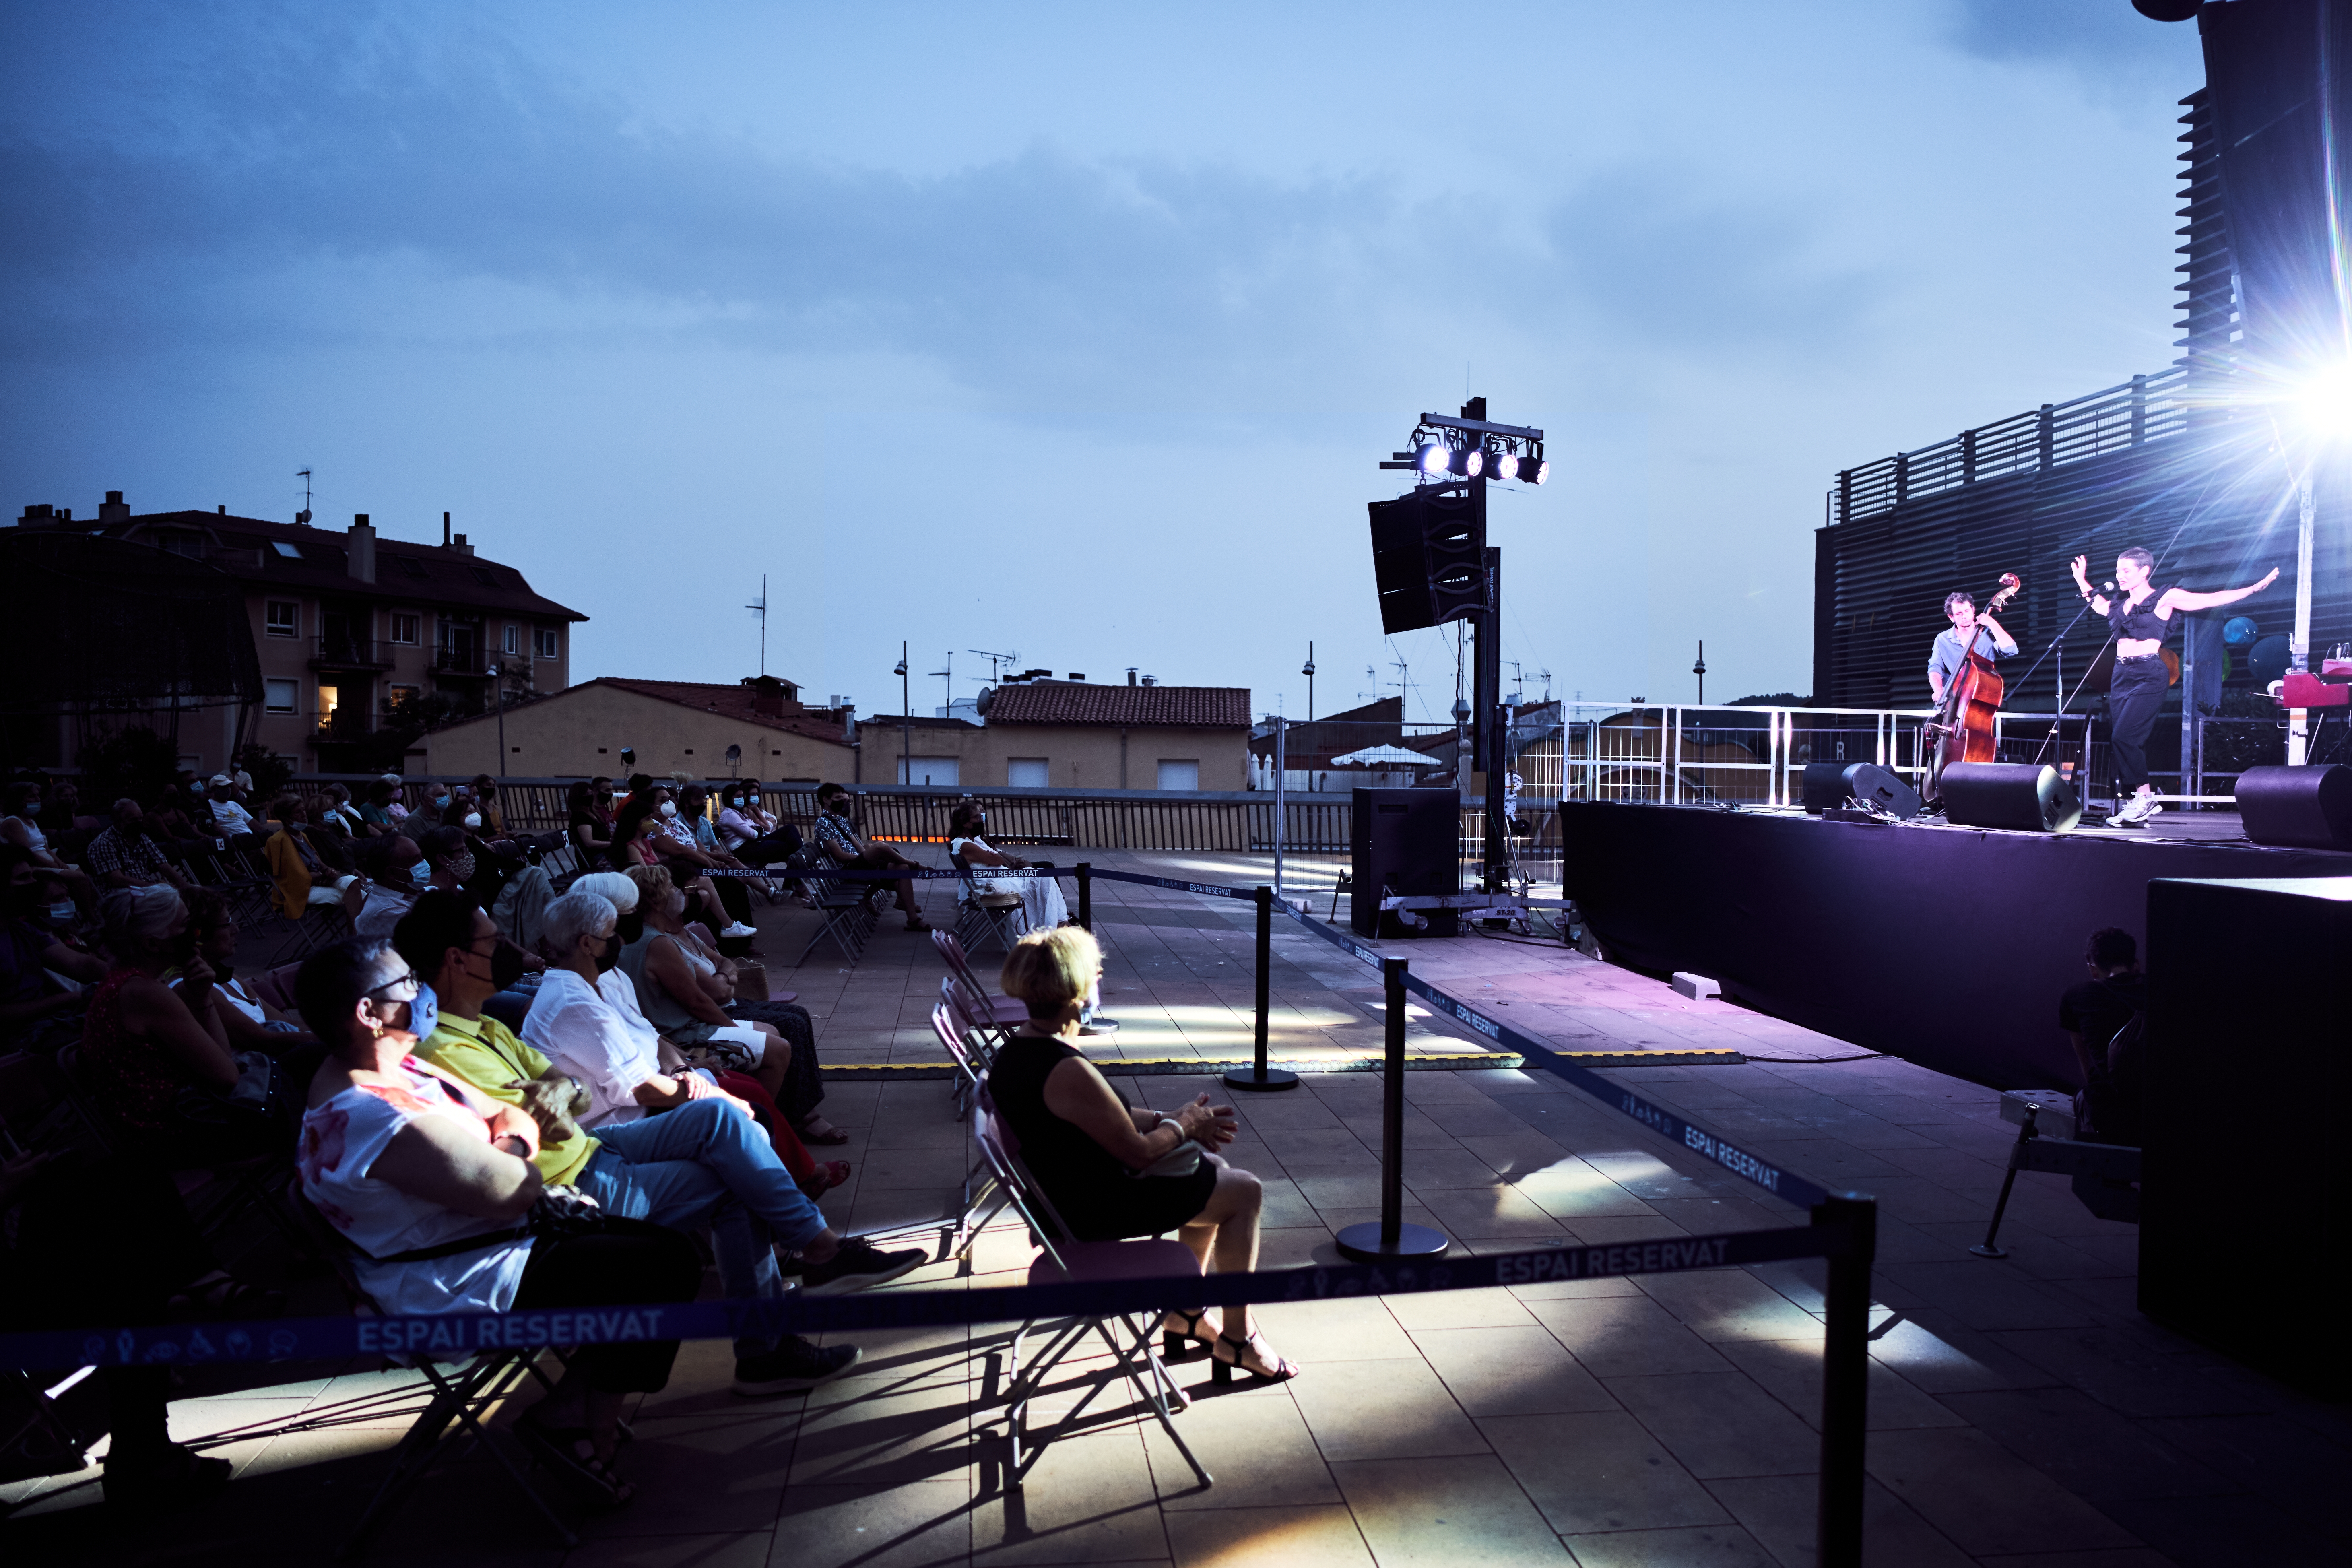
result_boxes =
[4,851,2344,1568]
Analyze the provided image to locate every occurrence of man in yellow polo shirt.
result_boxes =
[392,891,893,1396]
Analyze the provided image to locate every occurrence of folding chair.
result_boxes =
[953,864,1030,959]
[931,930,1031,1030]
[290,1189,580,1557]
[791,869,878,968]
[972,1094,1212,1492]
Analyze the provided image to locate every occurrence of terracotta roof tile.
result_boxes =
[984,684,1250,728]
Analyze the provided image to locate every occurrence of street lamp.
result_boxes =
[485,662,508,783]
[894,643,911,789]
[1302,642,1316,722]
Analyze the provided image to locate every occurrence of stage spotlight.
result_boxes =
[1493,450,1520,481]
[1448,446,1483,478]
[1521,454,1551,485]
[1416,442,1450,475]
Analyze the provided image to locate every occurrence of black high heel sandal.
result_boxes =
[1211,1329,1300,1386]
[1162,1308,1217,1359]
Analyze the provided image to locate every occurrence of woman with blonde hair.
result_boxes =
[987,926,1296,1383]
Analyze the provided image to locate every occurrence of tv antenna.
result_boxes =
[968,648,1018,686]
[745,575,767,676]
[295,468,313,526]
[929,652,953,713]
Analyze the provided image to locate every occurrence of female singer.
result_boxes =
[2072,548,2278,825]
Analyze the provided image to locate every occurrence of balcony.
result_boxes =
[432,645,491,675]
[310,635,394,671]
[314,709,373,743]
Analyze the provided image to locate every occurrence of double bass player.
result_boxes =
[1927,590,2018,709]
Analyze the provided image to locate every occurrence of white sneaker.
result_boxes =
[2135,792,2165,820]
[2109,793,2150,826]
[721,922,758,939]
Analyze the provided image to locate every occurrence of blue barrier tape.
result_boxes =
[702,866,1050,881]
[1273,902,1833,1211]
[1079,869,1258,901]
[0,1225,1846,1372]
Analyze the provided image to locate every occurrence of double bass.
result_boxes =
[1925,573,2022,804]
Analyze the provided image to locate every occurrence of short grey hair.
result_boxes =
[101,884,184,951]
[569,871,640,912]
[541,890,617,960]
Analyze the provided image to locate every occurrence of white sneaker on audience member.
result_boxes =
[721,921,758,938]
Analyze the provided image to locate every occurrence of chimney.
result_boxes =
[347,514,378,583]
[98,490,130,524]
[215,505,226,514]
[451,532,474,557]
[744,675,786,717]
[1141,675,1157,686]
[841,702,855,743]
[442,511,451,547]
[1126,668,1137,686]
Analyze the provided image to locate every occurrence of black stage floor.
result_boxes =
[1558,801,2352,1090]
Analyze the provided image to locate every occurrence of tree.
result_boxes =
[74,724,182,806]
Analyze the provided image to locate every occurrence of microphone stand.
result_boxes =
[2016,594,2115,808]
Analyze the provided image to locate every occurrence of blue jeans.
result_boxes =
[571,1100,829,1357]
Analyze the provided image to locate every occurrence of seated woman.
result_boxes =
[293,937,702,1504]
[357,777,404,834]
[567,778,615,865]
[948,802,1068,934]
[620,864,842,1144]
[988,926,1296,1383]
[263,796,359,920]
[717,782,801,867]
[170,887,322,1074]
[611,787,745,936]
[77,887,293,1166]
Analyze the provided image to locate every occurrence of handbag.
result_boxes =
[1131,1118,1203,1180]
[373,1187,608,1264]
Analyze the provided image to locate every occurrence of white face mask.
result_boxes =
[658,801,677,818]
[462,812,482,829]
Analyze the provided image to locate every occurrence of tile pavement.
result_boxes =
[4,852,2345,1567]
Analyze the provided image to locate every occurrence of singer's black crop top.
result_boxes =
[2107,587,2175,644]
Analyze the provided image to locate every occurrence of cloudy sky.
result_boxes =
[2,0,2205,721]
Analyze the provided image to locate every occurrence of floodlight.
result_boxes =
[1492,450,1520,481]
[1416,442,1450,475]
[1448,446,1483,478]
[1521,455,1551,485]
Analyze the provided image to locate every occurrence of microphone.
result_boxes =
[2101,581,2117,593]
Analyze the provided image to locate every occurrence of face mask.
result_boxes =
[490,940,526,991]
[46,900,75,926]
[404,980,439,1042]
[827,799,849,816]
[726,796,742,808]
[592,933,623,973]
[433,795,451,809]
[411,858,434,882]
[462,812,482,829]
[658,802,677,818]
[447,852,477,881]
[188,784,205,799]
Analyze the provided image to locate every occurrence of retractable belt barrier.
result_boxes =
[701,866,1057,880]
[0,1227,1853,1372]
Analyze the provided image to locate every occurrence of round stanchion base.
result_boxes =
[1967,1243,2008,1259]
[1222,1067,1301,1092]
[1333,1221,1450,1263]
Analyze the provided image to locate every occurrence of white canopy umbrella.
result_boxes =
[1330,744,1442,767]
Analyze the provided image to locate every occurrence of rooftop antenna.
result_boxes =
[295,468,313,526]
[929,652,953,714]
[968,648,1017,686]
[1362,664,1379,703]
[1536,668,1554,704]
[745,574,767,676]
[1506,659,1525,705]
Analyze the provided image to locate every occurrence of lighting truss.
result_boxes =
[1382,411,1548,485]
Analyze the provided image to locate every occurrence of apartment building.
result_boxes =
[10,493,586,776]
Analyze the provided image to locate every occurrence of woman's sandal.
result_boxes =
[514,1417,636,1507]
[1160,1308,1219,1360]
[796,1121,852,1147]
[1211,1329,1300,1386]
[902,916,932,933]
[796,1160,852,1198]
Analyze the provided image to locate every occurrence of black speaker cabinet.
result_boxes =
[1940,761,2081,833]
[1802,761,1920,819]
[1350,787,1459,937]
[2235,763,2352,850]
[2142,876,2352,1396]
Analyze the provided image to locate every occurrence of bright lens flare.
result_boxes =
[1417,442,1449,474]
[2296,364,2352,437]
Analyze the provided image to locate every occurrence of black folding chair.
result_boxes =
[791,869,877,967]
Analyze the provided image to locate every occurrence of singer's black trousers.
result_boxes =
[2106,654,2170,794]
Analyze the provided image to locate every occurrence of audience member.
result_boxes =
[78,886,294,1165]
[316,782,371,840]
[169,887,322,1073]
[147,782,211,857]
[949,801,1067,932]
[612,787,750,936]
[264,795,360,920]
[988,926,1296,1383]
[353,835,425,939]
[203,774,258,840]
[524,890,848,1195]
[809,783,928,931]
[717,782,801,866]
[392,892,881,1391]
[292,937,703,1503]
[0,844,105,1047]
[357,777,403,832]
[38,780,88,834]
[2059,926,2146,1145]
[568,778,616,862]
[84,798,196,892]
[1,780,99,918]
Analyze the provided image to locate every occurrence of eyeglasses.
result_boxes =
[366,970,421,1003]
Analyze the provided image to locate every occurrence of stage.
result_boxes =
[1558,800,2352,1089]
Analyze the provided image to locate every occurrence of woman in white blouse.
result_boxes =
[947,802,1068,934]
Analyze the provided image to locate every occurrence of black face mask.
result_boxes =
[827,799,850,817]
[592,933,623,974]
[489,941,526,991]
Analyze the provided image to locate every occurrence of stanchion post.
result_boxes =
[1815,1192,1876,1568]
[1335,957,1448,1262]
[1076,862,1091,932]
[1226,885,1298,1092]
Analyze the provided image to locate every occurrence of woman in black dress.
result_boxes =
[988,926,1298,1383]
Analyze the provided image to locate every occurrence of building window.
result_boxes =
[535,627,559,659]
[387,684,421,710]
[271,540,303,559]
[1157,760,1199,792]
[265,601,299,638]
[264,678,298,714]
[391,613,421,644]
[503,623,519,655]
[899,758,959,786]
[391,555,427,578]
[1007,758,1049,788]
[317,682,340,720]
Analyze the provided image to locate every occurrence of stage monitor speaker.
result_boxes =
[1941,761,2081,833]
[2234,763,2352,850]
[1350,786,1459,937]
[1801,761,1920,819]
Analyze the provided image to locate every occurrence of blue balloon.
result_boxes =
[2222,615,2258,646]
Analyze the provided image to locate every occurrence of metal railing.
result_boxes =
[1835,366,2191,525]
[311,635,392,669]
[431,646,490,675]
